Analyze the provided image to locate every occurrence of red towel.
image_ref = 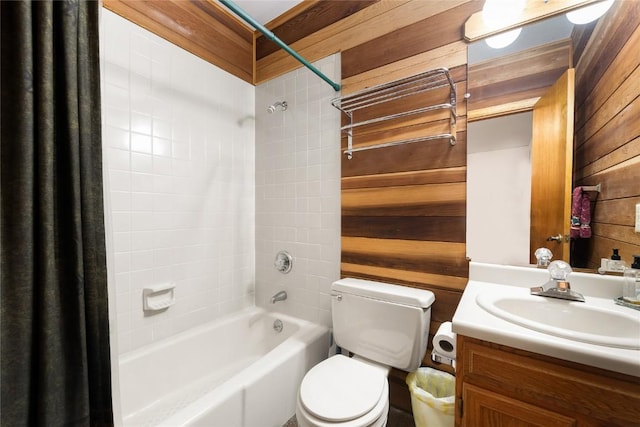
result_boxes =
[580,192,591,238]
[570,187,582,239]
[571,187,591,239]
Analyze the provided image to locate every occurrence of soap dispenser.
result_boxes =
[603,248,626,273]
[622,255,640,305]
[613,249,627,270]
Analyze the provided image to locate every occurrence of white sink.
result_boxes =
[476,292,640,350]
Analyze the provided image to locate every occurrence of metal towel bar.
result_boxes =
[332,67,457,159]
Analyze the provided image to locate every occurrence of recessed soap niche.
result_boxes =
[143,283,175,315]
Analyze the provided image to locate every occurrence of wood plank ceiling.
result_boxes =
[103,0,255,83]
[102,0,378,85]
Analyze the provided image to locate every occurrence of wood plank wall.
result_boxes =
[339,2,482,411]
[467,38,572,120]
[345,0,480,351]
[572,0,640,268]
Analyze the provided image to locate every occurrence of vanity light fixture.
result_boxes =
[482,0,525,49]
[485,27,523,49]
[566,0,614,24]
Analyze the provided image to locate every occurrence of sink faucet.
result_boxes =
[270,290,287,304]
[530,260,585,302]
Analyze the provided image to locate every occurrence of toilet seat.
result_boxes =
[297,355,389,427]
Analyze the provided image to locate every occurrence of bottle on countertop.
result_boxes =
[608,248,626,272]
[622,255,640,305]
[599,249,626,274]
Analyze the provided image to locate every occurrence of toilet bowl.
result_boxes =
[296,355,389,427]
[295,278,435,427]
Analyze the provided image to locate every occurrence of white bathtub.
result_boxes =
[118,307,330,427]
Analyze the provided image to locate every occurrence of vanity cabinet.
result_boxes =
[455,336,640,427]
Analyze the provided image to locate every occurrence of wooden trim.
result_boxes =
[467,98,539,122]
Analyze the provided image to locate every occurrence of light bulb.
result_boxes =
[482,0,525,49]
[566,0,614,25]
[485,27,522,49]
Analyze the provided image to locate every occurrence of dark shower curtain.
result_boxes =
[1,1,114,426]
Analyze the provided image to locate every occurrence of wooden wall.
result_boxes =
[467,38,572,120]
[572,0,640,268]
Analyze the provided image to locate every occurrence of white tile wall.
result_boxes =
[101,10,255,354]
[255,56,342,327]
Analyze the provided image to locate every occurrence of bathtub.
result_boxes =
[118,307,330,427]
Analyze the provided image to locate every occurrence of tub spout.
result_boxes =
[271,290,287,304]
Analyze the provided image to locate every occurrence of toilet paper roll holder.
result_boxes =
[431,350,456,369]
[431,321,457,369]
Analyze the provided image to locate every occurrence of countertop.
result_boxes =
[452,262,640,377]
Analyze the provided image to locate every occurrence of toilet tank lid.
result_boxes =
[332,278,435,308]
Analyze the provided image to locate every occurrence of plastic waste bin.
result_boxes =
[406,367,455,427]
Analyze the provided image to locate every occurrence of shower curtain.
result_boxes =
[1,1,113,425]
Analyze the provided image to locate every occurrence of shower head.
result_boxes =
[267,101,287,114]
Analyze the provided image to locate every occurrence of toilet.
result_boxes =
[296,278,435,427]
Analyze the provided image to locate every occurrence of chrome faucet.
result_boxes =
[530,260,585,302]
[270,290,287,304]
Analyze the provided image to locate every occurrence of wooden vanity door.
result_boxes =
[530,69,575,263]
[462,384,578,427]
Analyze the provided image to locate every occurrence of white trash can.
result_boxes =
[406,367,455,427]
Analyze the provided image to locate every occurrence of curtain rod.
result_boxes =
[219,0,341,92]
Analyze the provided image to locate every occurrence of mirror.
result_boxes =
[466,15,575,267]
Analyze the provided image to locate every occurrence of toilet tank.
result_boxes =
[331,278,435,372]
